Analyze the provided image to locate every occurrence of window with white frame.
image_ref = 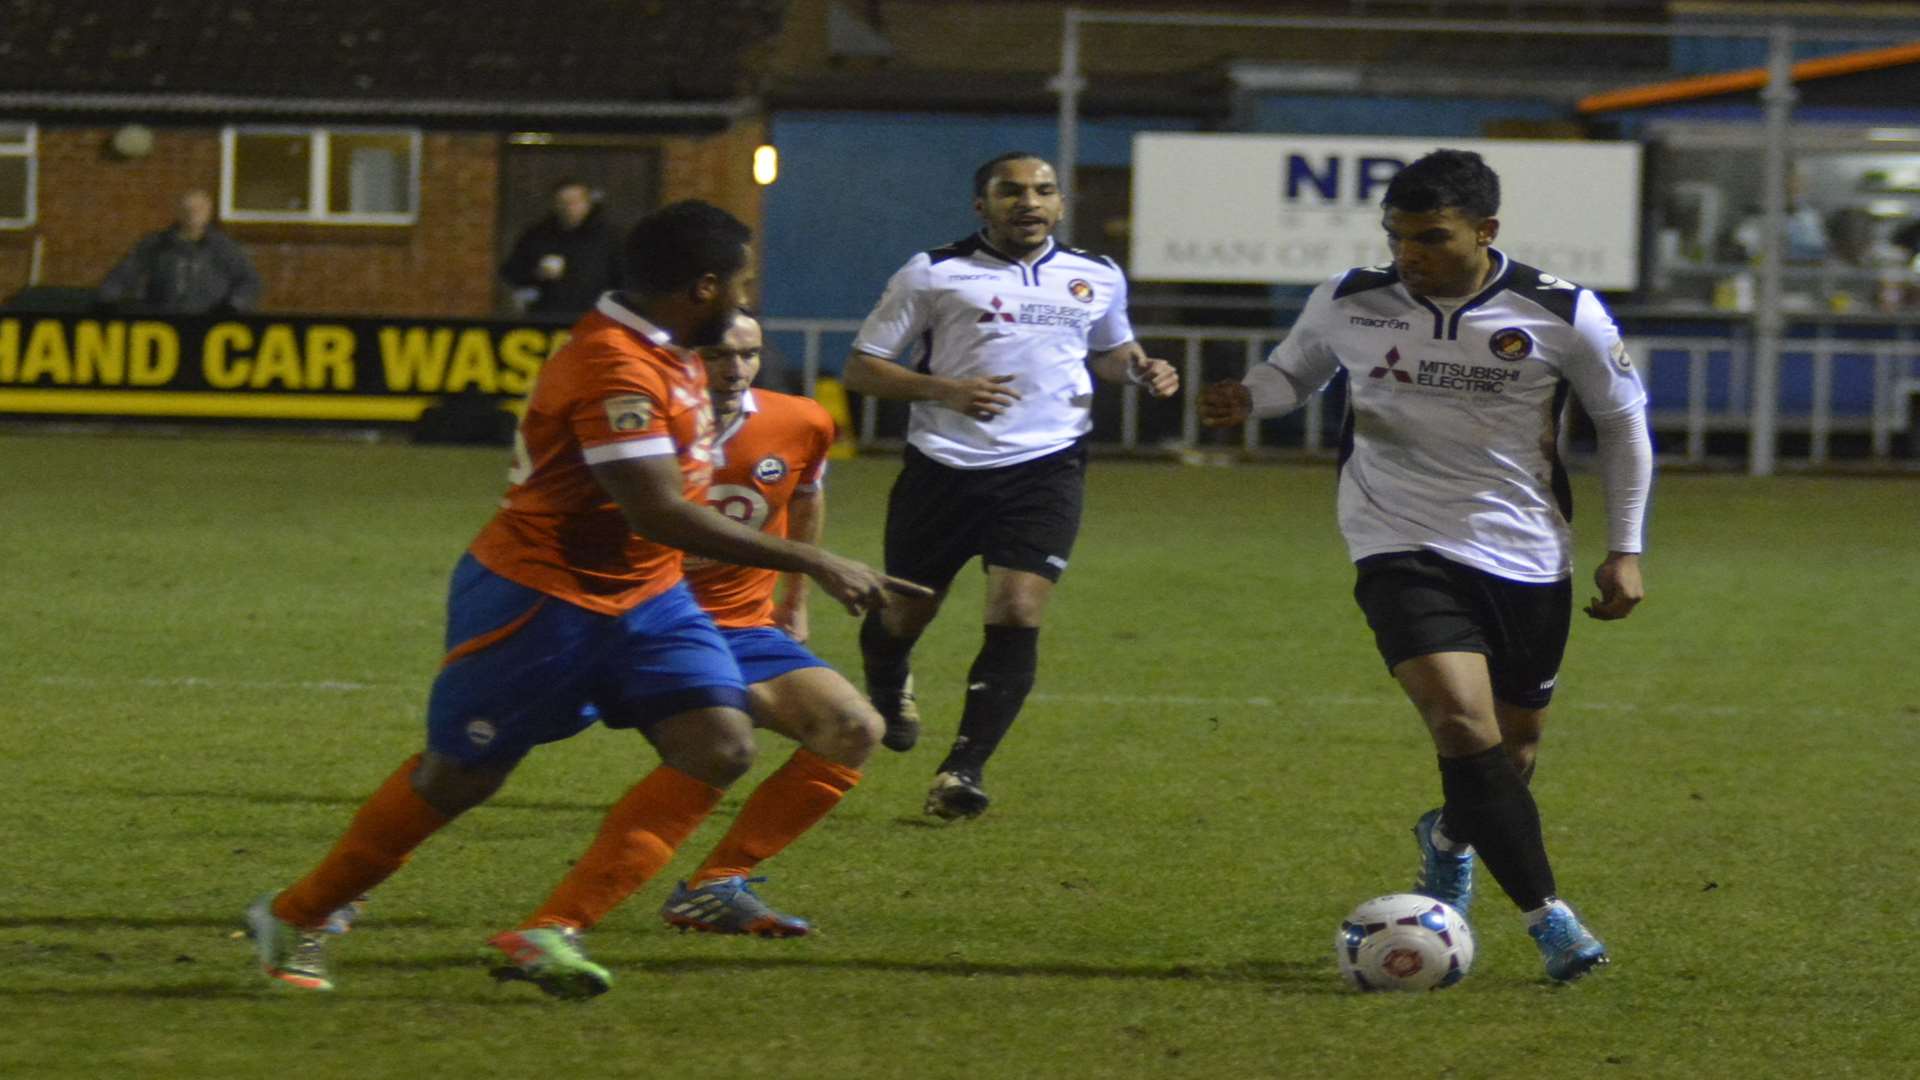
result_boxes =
[221,126,420,224]
[0,122,36,228]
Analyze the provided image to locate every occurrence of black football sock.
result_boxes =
[859,611,918,699]
[1437,745,1557,911]
[1437,756,1536,850]
[937,625,1039,778]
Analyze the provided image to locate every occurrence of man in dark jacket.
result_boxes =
[500,179,623,317]
[99,189,263,313]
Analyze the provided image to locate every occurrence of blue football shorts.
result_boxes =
[719,625,830,686]
[425,554,747,765]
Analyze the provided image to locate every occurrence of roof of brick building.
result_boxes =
[0,0,786,114]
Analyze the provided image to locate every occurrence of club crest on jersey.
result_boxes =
[1068,278,1095,304]
[1489,328,1534,362]
[753,455,788,483]
[603,395,653,431]
[1609,338,1633,372]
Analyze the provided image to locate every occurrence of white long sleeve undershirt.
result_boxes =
[1243,361,1311,418]
[1589,405,1653,554]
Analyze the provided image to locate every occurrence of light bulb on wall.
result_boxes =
[111,124,155,159]
[753,144,779,186]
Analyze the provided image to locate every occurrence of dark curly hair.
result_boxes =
[1381,149,1501,220]
[973,152,1052,197]
[623,199,752,294]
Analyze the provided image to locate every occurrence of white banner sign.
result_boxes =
[1129,134,1642,289]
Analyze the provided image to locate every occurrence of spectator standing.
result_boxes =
[500,179,623,317]
[98,189,262,313]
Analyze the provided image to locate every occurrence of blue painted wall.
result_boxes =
[762,110,1193,326]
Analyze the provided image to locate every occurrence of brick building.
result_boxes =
[0,1,785,317]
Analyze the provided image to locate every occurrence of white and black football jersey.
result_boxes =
[1263,250,1646,582]
[853,232,1135,469]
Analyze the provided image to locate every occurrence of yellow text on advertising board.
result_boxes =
[0,318,570,395]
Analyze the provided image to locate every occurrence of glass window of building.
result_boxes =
[223,127,421,224]
[0,123,37,228]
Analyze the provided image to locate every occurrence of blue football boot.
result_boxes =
[660,876,811,938]
[1411,808,1475,917]
[1529,901,1611,982]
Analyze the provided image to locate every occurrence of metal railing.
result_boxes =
[1629,334,1920,466]
[766,317,1920,467]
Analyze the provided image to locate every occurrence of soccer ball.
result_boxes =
[1335,893,1475,992]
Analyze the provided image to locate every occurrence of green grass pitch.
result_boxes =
[1,431,1915,1078]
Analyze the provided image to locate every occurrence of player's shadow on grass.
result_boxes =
[0,980,563,1005]
[0,913,439,931]
[93,785,604,814]
[0,914,249,931]
[0,956,1338,1000]
[637,954,1341,992]
[0,980,265,1000]
[314,951,1336,992]
[894,815,961,828]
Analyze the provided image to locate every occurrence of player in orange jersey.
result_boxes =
[245,201,925,1000]
[656,312,888,937]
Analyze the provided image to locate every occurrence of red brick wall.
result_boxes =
[1,123,763,317]
[1,127,223,306]
[661,117,767,250]
[238,133,500,317]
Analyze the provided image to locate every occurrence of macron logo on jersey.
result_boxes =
[1350,315,1410,331]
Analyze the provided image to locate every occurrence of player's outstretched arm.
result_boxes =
[591,456,928,614]
[841,350,1021,420]
[1584,552,1644,621]
[1089,341,1179,398]
[1202,361,1316,428]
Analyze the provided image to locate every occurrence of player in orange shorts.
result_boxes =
[244,201,921,999]
[656,312,888,937]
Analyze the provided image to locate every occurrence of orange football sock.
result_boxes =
[273,753,449,929]
[521,766,724,931]
[689,749,860,887]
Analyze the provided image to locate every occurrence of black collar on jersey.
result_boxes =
[970,230,1052,264]
[972,230,1059,287]
[1407,249,1514,341]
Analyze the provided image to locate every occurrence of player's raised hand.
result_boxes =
[938,374,1021,421]
[1199,379,1253,428]
[807,551,935,615]
[1584,552,1644,620]
[1129,355,1180,398]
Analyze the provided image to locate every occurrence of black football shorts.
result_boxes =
[1352,549,1573,709]
[881,440,1087,591]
